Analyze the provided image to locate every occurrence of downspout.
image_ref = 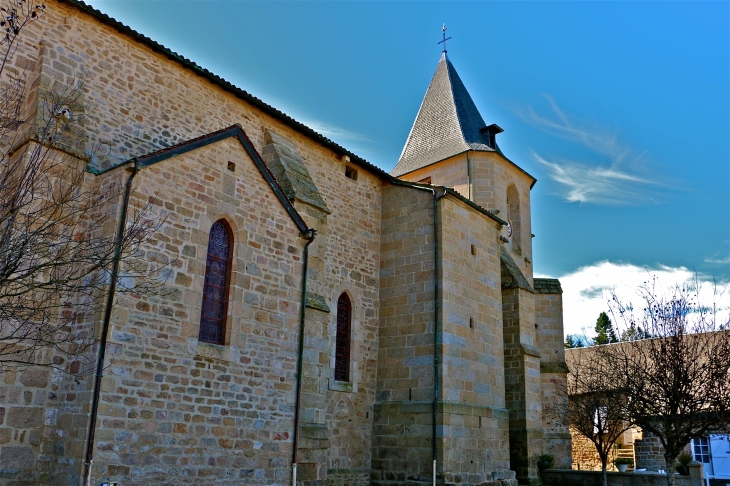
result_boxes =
[292,228,316,486]
[466,151,472,201]
[83,158,140,486]
[432,188,446,486]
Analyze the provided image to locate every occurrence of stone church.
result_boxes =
[0,1,571,485]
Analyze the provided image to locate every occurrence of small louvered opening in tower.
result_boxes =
[480,124,504,149]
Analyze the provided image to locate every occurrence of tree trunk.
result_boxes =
[664,458,676,486]
[601,459,608,486]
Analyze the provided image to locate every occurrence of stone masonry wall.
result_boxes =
[397,154,470,201]
[373,186,513,486]
[0,366,56,484]
[501,285,542,482]
[373,183,436,484]
[634,432,666,472]
[396,151,534,285]
[470,152,534,283]
[534,283,572,469]
[0,3,385,485]
[437,195,510,485]
[86,139,307,486]
[0,150,129,485]
[570,428,616,471]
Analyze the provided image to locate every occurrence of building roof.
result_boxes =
[534,278,563,294]
[392,53,498,177]
[58,0,391,182]
[391,53,537,188]
[61,0,508,228]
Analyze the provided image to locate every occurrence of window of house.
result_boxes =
[692,437,711,464]
[335,293,352,382]
[199,220,233,345]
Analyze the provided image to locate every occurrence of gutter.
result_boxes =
[466,151,472,201]
[431,187,447,486]
[292,229,317,486]
[82,157,139,486]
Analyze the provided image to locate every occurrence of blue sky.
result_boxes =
[85,1,729,337]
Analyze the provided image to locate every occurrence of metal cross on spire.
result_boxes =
[438,24,452,53]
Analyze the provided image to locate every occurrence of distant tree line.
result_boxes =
[565,311,651,348]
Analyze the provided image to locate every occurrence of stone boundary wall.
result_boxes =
[634,432,667,472]
[541,469,703,486]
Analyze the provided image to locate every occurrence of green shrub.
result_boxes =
[614,457,634,466]
[677,451,693,466]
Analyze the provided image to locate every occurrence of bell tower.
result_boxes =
[390,47,570,484]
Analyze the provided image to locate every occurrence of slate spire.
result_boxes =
[391,53,499,177]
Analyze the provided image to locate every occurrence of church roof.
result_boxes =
[61,0,390,183]
[391,53,498,177]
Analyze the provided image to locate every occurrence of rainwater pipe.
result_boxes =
[390,179,446,486]
[83,158,140,486]
[430,187,446,486]
[466,151,472,201]
[292,229,316,486]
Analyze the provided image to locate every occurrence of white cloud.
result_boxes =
[520,95,666,205]
[538,261,730,339]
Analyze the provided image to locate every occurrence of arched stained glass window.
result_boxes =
[334,293,351,382]
[199,220,233,344]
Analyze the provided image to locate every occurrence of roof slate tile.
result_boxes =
[392,53,497,177]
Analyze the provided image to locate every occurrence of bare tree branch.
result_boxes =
[0,1,167,373]
[601,277,730,486]
[559,349,632,486]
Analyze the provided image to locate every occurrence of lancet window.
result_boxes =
[334,293,352,382]
[199,220,233,344]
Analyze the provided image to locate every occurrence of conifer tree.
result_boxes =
[594,312,618,345]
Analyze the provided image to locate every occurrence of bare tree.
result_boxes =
[0,0,163,371]
[602,278,730,486]
[561,348,633,486]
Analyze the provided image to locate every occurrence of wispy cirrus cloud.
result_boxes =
[520,95,665,205]
[705,243,730,265]
[530,152,659,205]
[707,256,730,265]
